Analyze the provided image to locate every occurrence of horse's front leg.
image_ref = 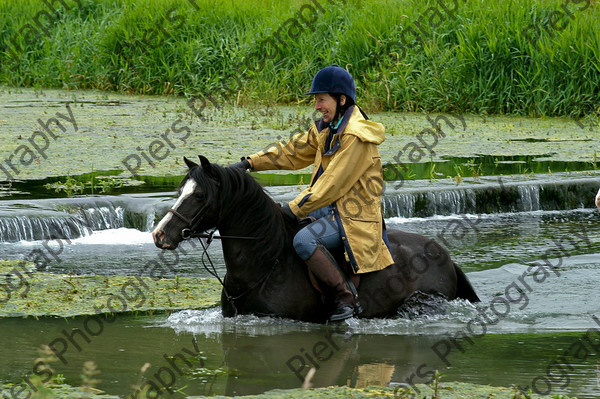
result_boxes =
[221,289,236,317]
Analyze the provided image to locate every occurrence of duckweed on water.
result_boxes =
[0,259,221,317]
[197,383,573,398]
[0,382,574,399]
[0,88,598,185]
[0,382,119,398]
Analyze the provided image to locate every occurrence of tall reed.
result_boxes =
[0,0,598,117]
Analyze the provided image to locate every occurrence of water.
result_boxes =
[1,311,599,397]
[1,176,600,397]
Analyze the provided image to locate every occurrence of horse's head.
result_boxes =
[152,156,221,249]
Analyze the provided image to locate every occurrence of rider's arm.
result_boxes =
[248,127,319,171]
[289,134,378,218]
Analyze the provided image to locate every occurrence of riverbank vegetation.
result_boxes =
[0,374,577,398]
[1,0,598,117]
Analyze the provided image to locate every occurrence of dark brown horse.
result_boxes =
[152,156,479,323]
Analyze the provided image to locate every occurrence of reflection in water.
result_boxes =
[1,310,600,397]
[214,329,450,395]
[351,363,395,388]
[1,197,600,397]
[166,309,600,398]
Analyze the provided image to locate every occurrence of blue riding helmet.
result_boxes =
[305,64,356,103]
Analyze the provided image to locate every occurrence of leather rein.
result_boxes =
[166,205,278,316]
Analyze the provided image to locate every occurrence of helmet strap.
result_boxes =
[333,95,346,124]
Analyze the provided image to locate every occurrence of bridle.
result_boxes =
[167,204,213,240]
[165,192,277,316]
[167,204,259,242]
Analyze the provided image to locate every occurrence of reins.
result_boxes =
[168,207,262,241]
[167,206,278,317]
[193,228,279,317]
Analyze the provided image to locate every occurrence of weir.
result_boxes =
[381,174,600,218]
[0,173,598,242]
[0,196,164,242]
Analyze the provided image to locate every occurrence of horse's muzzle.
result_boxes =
[152,230,175,249]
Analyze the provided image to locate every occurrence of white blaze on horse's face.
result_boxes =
[596,188,600,209]
[153,178,197,238]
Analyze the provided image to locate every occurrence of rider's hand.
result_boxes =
[280,203,298,223]
[230,157,252,171]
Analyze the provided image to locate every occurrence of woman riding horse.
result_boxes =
[231,65,393,322]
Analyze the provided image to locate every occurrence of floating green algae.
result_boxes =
[0,381,572,399]
[0,259,221,317]
[194,382,572,398]
[0,87,598,185]
[0,382,119,399]
[0,258,35,274]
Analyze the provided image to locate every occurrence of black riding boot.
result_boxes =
[305,246,356,322]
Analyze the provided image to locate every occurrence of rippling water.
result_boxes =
[1,191,599,397]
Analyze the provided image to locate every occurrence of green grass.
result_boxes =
[0,0,599,117]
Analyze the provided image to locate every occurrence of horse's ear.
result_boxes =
[199,155,211,169]
[184,157,198,169]
[198,155,218,178]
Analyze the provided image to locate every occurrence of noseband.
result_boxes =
[167,203,211,240]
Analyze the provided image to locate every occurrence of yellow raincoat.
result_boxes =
[249,106,394,273]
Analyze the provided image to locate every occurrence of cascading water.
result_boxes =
[0,215,92,242]
[1,174,599,243]
[0,196,170,242]
[0,205,125,242]
[0,174,599,398]
[517,184,540,212]
[381,174,599,218]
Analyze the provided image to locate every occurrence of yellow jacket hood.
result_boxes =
[338,106,386,145]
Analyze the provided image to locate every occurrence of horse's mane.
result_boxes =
[187,164,291,263]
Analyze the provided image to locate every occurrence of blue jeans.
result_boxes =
[293,206,343,260]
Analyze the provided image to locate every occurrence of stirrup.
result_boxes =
[328,304,356,322]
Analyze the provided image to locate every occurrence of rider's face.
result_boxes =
[314,93,345,123]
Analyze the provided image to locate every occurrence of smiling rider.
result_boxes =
[232,65,394,322]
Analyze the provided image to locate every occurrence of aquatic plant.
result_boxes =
[44,176,85,197]
[43,175,143,197]
[80,361,101,399]
[29,345,60,398]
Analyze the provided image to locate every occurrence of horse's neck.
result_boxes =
[216,198,274,239]
[217,195,288,278]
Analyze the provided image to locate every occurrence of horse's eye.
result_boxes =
[195,193,205,200]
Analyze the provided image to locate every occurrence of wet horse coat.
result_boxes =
[152,157,479,323]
